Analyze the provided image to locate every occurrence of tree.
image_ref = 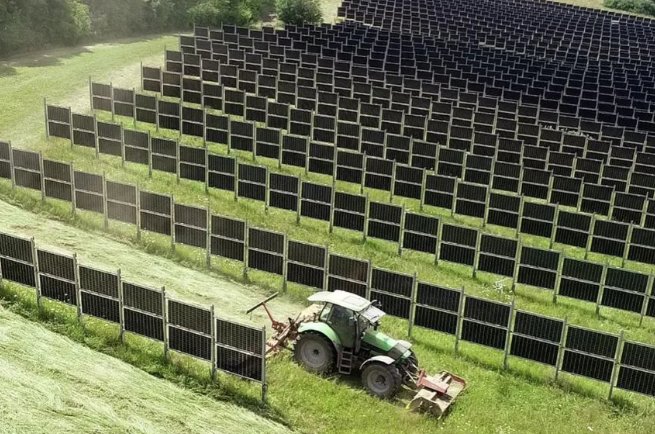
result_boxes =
[276,0,322,25]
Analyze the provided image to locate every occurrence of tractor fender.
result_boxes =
[360,355,396,370]
[298,322,342,351]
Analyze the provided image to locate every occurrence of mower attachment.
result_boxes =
[407,371,467,418]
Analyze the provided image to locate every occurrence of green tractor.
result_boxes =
[248,291,466,417]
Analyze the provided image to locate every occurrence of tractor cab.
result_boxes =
[312,291,385,352]
[292,291,420,398]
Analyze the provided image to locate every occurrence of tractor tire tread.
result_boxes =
[293,331,336,375]
[362,362,402,399]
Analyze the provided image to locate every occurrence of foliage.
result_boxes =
[0,0,270,57]
[71,2,93,38]
[604,0,655,15]
[0,0,92,56]
[276,0,322,25]
[81,0,199,37]
[187,0,227,27]
[188,0,261,27]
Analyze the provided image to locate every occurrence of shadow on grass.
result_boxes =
[0,64,17,77]
[309,367,423,410]
[0,32,177,66]
[0,281,294,429]
[7,47,93,68]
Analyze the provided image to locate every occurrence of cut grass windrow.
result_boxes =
[0,303,292,434]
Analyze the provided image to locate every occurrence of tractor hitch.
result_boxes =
[246,293,320,356]
[246,292,286,330]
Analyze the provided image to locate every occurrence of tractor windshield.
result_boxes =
[359,304,385,324]
[357,312,370,333]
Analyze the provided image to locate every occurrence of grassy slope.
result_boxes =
[4,32,655,346]
[320,0,343,23]
[540,0,605,9]
[0,36,177,148]
[6,180,655,434]
[4,272,655,434]
[0,305,290,434]
[0,200,303,326]
[0,15,655,434]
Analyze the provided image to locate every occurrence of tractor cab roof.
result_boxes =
[308,291,385,323]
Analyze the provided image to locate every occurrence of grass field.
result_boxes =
[5,172,655,433]
[0,200,301,327]
[0,305,291,434]
[2,3,655,432]
[4,272,655,434]
[550,0,605,9]
[320,0,343,23]
[3,33,655,345]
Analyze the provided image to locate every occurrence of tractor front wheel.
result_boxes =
[361,362,402,399]
[294,332,335,375]
[405,350,420,377]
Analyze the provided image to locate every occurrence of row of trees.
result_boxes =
[189,0,321,27]
[0,0,322,57]
[604,0,655,16]
[0,0,200,56]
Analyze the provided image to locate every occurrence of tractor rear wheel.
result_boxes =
[361,362,402,399]
[294,332,335,375]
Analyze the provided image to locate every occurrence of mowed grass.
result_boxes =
[0,304,291,434]
[0,199,303,327]
[0,35,177,148]
[1,26,655,434]
[2,156,655,433]
[321,0,343,23]
[3,273,655,434]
